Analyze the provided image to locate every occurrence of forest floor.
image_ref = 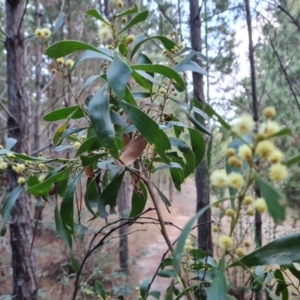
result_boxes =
[1,177,300,299]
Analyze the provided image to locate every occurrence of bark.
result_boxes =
[33,0,43,236]
[6,0,37,299]
[119,179,129,273]
[189,0,213,255]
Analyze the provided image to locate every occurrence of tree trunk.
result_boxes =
[189,0,213,255]
[6,0,37,299]
[33,0,43,237]
[119,179,129,273]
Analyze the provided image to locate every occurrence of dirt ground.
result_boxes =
[1,177,300,299]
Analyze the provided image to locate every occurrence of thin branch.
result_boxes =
[277,4,300,31]
[104,229,146,244]
[17,0,29,35]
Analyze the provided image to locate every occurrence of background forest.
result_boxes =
[1,0,300,299]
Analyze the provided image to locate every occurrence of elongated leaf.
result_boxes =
[52,12,65,36]
[5,138,17,150]
[187,114,211,135]
[207,257,228,300]
[118,10,149,34]
[60,170,83,234]
[27,165,72,196]
[153,184,171,213]
[188,128,205,167]
[85,178,98,216]
[98,172,125,218]
[267,128,291,139]
[110,111,128,127]
[132,70,152,89]
[58,127,87,145]
[140,278,151,299]
[254,173,285,223]
[230,232,300,267]
[204,104,231,130]
[95,281,106,300]
[132,64,185,92]
[88,86,118,158]
[86,8,109,25]
[107,55,132,100]
[53,123,67,145]
[46,40,110,59]
[0,185,23,236]
[14,153,52,162]
[169,137,195,178]
[76,136,103,157]
[167,153,185,191]
[55,205,72,251]
[79,75,100,96]
[274,270,289,300]
[129,190,147,218]
[119,102,171,163]
[149,291,161,300]
[43,106,84,121]
[116,4,138,17]
[130,35,177,60]
[123,87,138,106]
[158,269,174,278]
[173,205,209,274]
[285,154,300,167]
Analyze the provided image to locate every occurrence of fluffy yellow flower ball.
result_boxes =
[65,59,74,68]
[212,225,219,233]
[236,247,245,257]
[126,34,135,44]
[232,115,255,136]
[18,177,26,185]
[244,196,254,205]
[0,161,8,170]
[13,163,26,174]
[225,208,235,218]
[254,198,267,213]
[228,156,242,168]
[35,28,43,38]
[210,169,228,188]
[269,149,284,164]
[56,57,64,65]
[263,106,276,119]
[218,235,233,250]
[269,163,288,182]
[74,141,81,150]
[228,172,244,190]
[226,148,236,157]
[98,26,113,42]
[244,240,251,247]
[38,174,46,183]
[256,140,275,159]
[238,144,252,161]
[41,28,51,39]
[259,121,280,138]
[246,209,255,216]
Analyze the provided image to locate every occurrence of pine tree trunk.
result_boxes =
[6,0,37,298]
[189,0,213,255]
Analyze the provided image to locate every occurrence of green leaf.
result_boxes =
[285,154,300,167]
[274,270,289,300]
[58,127,87,146]
[149,291,161,300]
[169,137,195,178]
[132,64,185,92]
[53,123,67,145]
[55,205,72,251]
[0,185,23,236]
[187,114,211,135]
[153,183,171,213]
[95,281,106,300]
[116,4,138,17]
[80,153,106,166]
[52,12,65,36]
[129,189,147,218]
[85,178,98,217]
[188,128,205,168]
[230,232,300,267]
[107,55,132,101]
[267,128,291,139]
[254,173,285,223]
[282,264,300,280]
[207,257,228,300]
[43,106,84,121]
[27,165,72,196]
[157,269,175,278]
[88,86,118,159]
[132,70,152,89]
[119,102,171,163]
[60,170,84,234]
[13,153,51,162]
[79,75,101,96]
[118,10,149,34]
[123,87,138,106]
[76,136,103,157]
[46,40,110,59]
[204,104,231,130]
[86,8,109,25]
[140,278,150,299]
[98,172,125,218]
[173,205,209,274]
[167,153,185,191]
[130,36,177,60]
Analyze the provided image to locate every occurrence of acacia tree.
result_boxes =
[5,0,37,298]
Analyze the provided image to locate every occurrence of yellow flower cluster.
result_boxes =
[35,28,52,41]
[232,115,255,136]
[218,235,232,250]
[0,158,8,170]
[210,170,244,190]
[98,22,113,43]
[13,163,26,174]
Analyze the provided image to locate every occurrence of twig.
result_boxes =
[104,229,146,244]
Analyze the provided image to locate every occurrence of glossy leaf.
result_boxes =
[60,170,84,234]
[52,12,65,36]
[118,10,149,34]
[107,55,132,100]
[43,106,84,121]
[204,104,231,130]
[53,123,67,145]
[55,205,72,251]
[79,75,101,96]
[85,178,98,216]
[173,205,209,274]
[46,40,110,59]
[230,232,300,267]
[274,270,289,300]
[285,154,300,167]
[116,4,138,17]
[267,128,291,139]
[0,185,23,236]
[157,269,174,278]
[95,281,106,300]
[86,8,109,25]
[132,70,151,89]
[254,173,285,223]
[5,138,17,150]
[168,153,185,191]
[76,136,103,157]
[98,172,125,218]
[119,102,171,163]
[88,86,118,159]
[130,35,177,60]
[132,64,185,92]
[140,278,150,299]
[187,114,211,135]
[169,137,195,178]
[149,291,161,300]
[110,111,128,127]
[188,128,205,168]
[129,190,147,218]
[58,127,87,145]
[153,183,171,213]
